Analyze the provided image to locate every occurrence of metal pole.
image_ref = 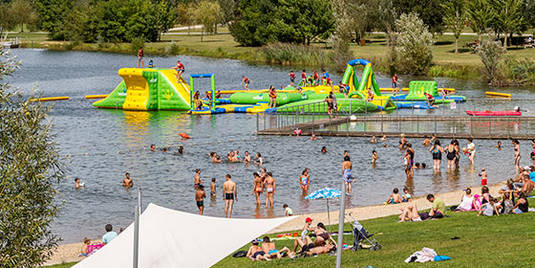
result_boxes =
[133,206,139,268]
[256,113,259,132]
[137,188,142,215]
[335,181,347,268]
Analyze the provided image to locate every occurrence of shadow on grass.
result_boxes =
[434,41,454,46]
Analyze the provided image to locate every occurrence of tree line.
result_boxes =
[0,0,533,45]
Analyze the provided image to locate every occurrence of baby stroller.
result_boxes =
[347,213,381,251]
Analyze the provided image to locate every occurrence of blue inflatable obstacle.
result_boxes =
[396,101,436,109]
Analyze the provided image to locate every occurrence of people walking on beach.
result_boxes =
[342,155,353,193]
[269,86,277,108]
[289,71,296,84]
[174,59,185,80]
[223,174,237,218]
[430,140,443,171]
[464,138,476,165]
[196,185,206,215]
[299,168,310,195]
[122,172,133,188]
[513,139,521,174]
[264,172,276,208]
[241,76,250,90]
[252,172,263,206]
[137,47,144,68]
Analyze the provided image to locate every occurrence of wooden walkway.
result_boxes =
[257,115,535,140]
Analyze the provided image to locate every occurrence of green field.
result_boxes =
[45,202,535,268]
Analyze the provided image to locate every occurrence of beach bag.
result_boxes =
[232,251,247,258]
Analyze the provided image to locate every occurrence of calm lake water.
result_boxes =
[7,49,535,243]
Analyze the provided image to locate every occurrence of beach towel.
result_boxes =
[404,247,437,263]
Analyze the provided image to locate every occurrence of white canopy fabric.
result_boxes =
[73,203,295,268]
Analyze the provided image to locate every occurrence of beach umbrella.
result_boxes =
[305,188,342,229]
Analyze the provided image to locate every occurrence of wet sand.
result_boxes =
[43,181,505,266]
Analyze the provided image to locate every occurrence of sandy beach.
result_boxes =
[43,181,505,266]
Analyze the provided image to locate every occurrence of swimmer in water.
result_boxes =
[344,150,350,158]
[244,151,251,164]
[496,140,502,150]
[255,152,263,166]
[299,168,310,195]
[194,169,202,189]
[195,185,206,215]
[321,146,327,154]
[342,155,353,193]
[430,134,437,143]
[178,145,184,155]
[399,134,407,150]
[513,139,521,175]
[264,172,276,208]
[211,153,221,163]
[311,134,316,140]
[74,178,85,189]
[210,178,216,197]
[371,150,378,165]
[223,174,237,218]
[150,144,156,152]
[381,135,387,142]
[423,136,431,147]
[371,136,377,144]
[122,172,133,188]
[251,172,263,206]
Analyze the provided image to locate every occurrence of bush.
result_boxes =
[260,42,328,67]
[166,41,180,55]
[476,40,504,85]
[394,13,433,75]
[497,57,535,86]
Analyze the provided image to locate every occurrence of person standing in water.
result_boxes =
[251,172,264,206]
[464,138,476,165]
[299,168,310,195]
[122,172,133,188]
[513,139,521,175]
[210,178,216,197]
[195,185,206,215]
[264,172,276,208]
[223,174,237,218]
[342,156,353,193]
[429,140,443,171]
[194,169,202,190]
[371,150,378,165]
[137,47,144,68]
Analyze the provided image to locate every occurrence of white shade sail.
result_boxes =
[74,203,295,268]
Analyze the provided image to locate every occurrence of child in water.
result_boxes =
[371,150,378,164]
[496,141,502,150]
[479,168,487,186]
[210,178,216,197]
[321,146,327,154]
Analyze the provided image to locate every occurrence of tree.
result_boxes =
[490,0,524,49]
[441,0,466,53]
[466,0,494,41]
[392,0,448,33]
[176,2,196,35]
[348,0,375,45]
[0,48,65,267]
[331,0,353,72]
[194,0,222,41]
[394,13,433,74]
[153,0,178,41]
[218,0,236,26]
[9,0,37,32]
[476,40,504,84]
[34,0,73,40]
[0,3,16,33]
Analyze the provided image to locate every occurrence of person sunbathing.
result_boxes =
[304,241,336,256]
[261,236,290,259]
[386,188,402,204]
[313,223,337,247]
[246,240,269,261]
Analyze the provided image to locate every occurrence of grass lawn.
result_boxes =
[45,203,535,268]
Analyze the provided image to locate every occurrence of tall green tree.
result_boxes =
[466,0,494,41]
[153,0,178,41]
[331,0,353,72]
[392,0,448,33]
[490,0,524,49]
[441,0,466,53]
[34,0,73,39]
[0,3,16,33]
[218,0,236,26]
[0,48,65,267]
[9,0,36,32]
[348,0,377,45]
[394,13,433,74]
[194,0,222,41]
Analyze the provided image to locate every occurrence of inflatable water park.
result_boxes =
[92,59,466,114]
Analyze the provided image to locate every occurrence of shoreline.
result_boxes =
[43,180,506,266]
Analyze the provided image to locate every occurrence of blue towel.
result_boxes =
[434,255,451,262]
